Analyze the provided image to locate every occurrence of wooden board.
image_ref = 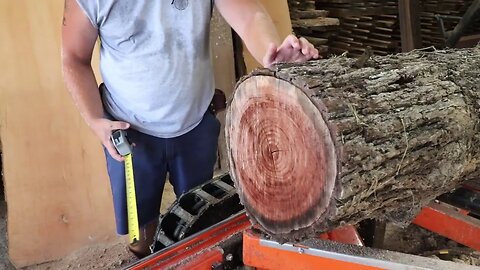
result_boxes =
[399,0,422,52]
[0,1,117,267]
[0,1,237,267]
[243,0,293,71]
[287,1,338,58]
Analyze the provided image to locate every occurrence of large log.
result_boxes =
[226,46,480,241]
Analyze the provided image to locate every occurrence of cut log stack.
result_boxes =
[316,0,401,56]
[288,0,401,57]
[287,0,340,57]
[315,0,398,17]
[329,13,401,56]
[287,0,479,57]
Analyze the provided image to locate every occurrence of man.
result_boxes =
[61,0,319,258]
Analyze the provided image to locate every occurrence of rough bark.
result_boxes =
[226,46,480,241]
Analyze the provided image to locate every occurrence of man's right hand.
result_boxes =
[90,118,130,162]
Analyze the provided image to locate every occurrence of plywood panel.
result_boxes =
[0,1,116,267]
[0,1,238,267]
[243,0,293,71]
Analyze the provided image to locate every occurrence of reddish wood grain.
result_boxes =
[227,76,337,234]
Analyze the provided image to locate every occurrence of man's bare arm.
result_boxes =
[215,0,280,66]
[62,0,102,124]
[61,0,128,161]
[215,0,318,67]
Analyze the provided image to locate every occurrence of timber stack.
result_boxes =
[226,46,480,241]
[287,0,479,56]
[297,0,400,56]
[287,0,340,57]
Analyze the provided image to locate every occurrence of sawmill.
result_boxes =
[1,0,480,269]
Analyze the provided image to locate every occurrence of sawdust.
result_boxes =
[22,240,136,270]
[383,223,453,254]
[383,223,480,267]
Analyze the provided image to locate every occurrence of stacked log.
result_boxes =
[315,0,398,17]
[288,0,401,57]
[288,0,479,57]
[329,14,401,56]
[316,0,400,56]
[288,0,340,57]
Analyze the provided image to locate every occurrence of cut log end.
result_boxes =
[226,76,338,235]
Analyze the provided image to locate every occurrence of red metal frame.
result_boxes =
[165,248,223,270]
[129,191,480,269]
[127,213,251,270]
[413,201,480,251]
[128,214,364,269]
[243,230,382,270]
[319,225,364,246]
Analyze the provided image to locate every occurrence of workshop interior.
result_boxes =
[1,0,480,269]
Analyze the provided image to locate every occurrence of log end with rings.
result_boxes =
[226,75,339,236]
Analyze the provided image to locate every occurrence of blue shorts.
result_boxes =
[104,112,221,235]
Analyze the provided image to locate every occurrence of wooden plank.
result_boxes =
[243,0,293,71]
[0,1,117,267]
[290,10,330,19]
[308,1,402,57]
[0,1,237,267]
[291,17,340,30]
[399,0,422,52]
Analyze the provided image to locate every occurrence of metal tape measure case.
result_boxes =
[111,130,140,244]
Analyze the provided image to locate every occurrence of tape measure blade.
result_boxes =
[125,154,140,244]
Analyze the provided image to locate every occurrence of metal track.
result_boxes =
[151,173,244,252]
[244,230,480,270]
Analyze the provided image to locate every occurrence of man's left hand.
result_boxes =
[263,35,320,68]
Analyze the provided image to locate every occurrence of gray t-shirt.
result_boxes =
[76,0,215,138]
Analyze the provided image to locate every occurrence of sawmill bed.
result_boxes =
[6,200,479,269]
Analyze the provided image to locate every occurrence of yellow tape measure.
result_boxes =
[111,130,140,244]
[125,153,140,244]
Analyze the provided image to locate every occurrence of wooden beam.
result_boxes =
[399,0,422,52]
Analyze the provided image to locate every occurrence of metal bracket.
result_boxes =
[434,0,480,48]
[434,14,462,41]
